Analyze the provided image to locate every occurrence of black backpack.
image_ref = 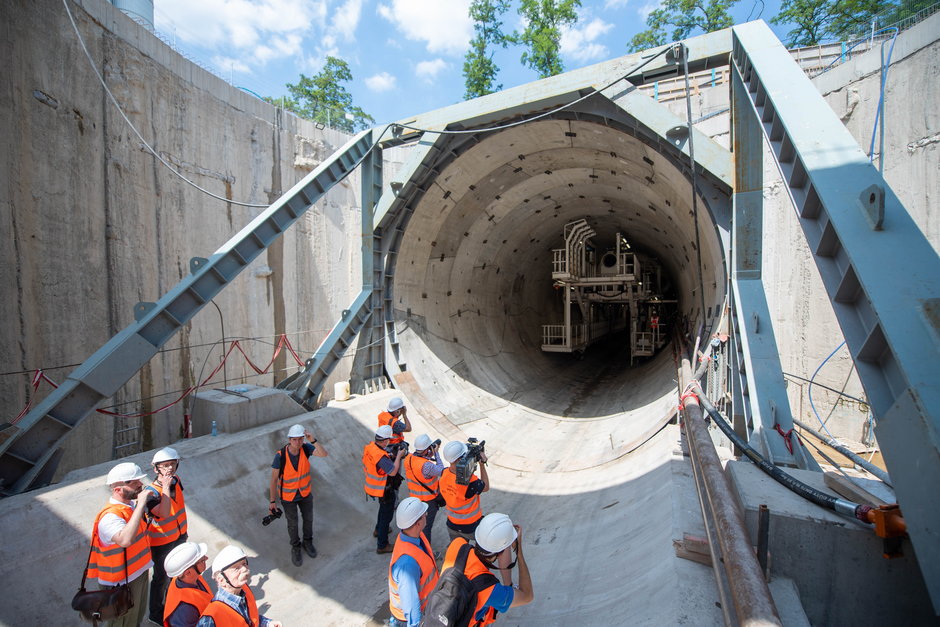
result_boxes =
[420,542,499,627]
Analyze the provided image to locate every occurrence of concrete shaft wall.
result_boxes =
[0,0,387,476]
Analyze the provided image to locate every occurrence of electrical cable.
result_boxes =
[808,341,846,440]
[868,27,899,170]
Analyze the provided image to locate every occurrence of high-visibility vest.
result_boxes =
[277,445,312,501]
[163,574,211,626]
[442,538,500,626]
[362,442,390,497]
[405,454,440,501]
[87,503,152,585]
[200,586,260,627]
[378,411,404,445]
[439,470,483,526]
[388,532,440,621]
[147,478,188,546]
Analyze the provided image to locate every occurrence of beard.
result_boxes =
[120,484,142,500]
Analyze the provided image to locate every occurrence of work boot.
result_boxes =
[376,544,394,554]
[291,545,303,566]
[303,540,318,559]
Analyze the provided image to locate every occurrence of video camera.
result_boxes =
[456,438,486,485]
[389,440,410,456]
[261,507,283,526]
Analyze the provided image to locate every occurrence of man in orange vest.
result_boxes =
[88,462,156,627]
[268,423,328,567]
[388,497,440,626]
[162,541,210,627]
[363,424,407,553]
[405,434,445,543]
[439,440,490,543]
[378,396,412,445]
[197,545,281,627]
[145,447,188,624]
[439,513,534,626]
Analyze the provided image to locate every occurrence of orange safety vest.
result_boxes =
[148,478,188,546]
[378,411,404,445]
[277,445,312,501]
[442,538,500,626]
[439,470,483,526]
[388,532,440,621]
[87,503,152,585]
[163,574,211,626]
[362,442,390,497]
[200,585,260,627]
[406,454,440,501]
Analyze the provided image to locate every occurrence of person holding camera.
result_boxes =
[268,424,328,567]
[437,513,534,625]
[378,397,412,446]
[144,447,188,625]
[404,434,445,544]
[439,440,490,544]
[363,424,407,554]
[86,462,156,627]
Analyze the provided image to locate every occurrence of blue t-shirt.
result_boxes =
[478,583,514,620]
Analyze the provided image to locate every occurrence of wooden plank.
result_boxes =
[673,533,713,567]
[823,472,889,507]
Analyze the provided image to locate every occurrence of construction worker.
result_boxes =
[439,513,534,625]
[87,462,155,627]
[363,424,406,553]
[268,423,328,567]
[145,447,188,624]
[404,434,445,543]
[388,497,440,626]
[197,545,281,627]
[439,440,490,544]
[378,396,412,446]
[162,541,211,627]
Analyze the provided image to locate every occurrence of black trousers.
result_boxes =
[282,493,313,547]
[148,533,186,621]
[375,488,397,549]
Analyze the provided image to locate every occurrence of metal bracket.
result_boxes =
[134,302,157,322]
[858,184,885,230]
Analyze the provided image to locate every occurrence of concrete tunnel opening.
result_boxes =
[385,113,728,445]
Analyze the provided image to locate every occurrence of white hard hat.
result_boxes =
[287,424,305,438]
[441,441,468,464]
[387,397,404,412]
[152,447,180,464]
[414,434,433,451]
[164,542,208,578]
[475,513,518,554]
[375,425,393,439]
[396,496,429,529]
[106,462,147,486]
[212,545,247,575]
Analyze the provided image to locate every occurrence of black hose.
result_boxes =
[691,383,867,522]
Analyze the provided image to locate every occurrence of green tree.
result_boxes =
[463,0,512,99]
[275,57,374,132]
[772,0,898,46]
[516,0,582,79]
[628,0,737,52]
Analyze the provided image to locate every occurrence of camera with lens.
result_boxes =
[261,507,283,526]
[389,440,410,456]
[456,438,486,485]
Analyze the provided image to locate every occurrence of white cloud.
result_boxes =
[415,58,447,81]
[638,1,662,19]
[212,56,253,74]
[366,71,397,92]
[604,0,630,8]
[560,17,614,63]
[332,0,363,42]
[377,0,473,56]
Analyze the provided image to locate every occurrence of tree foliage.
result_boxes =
[464,0,512,99]
[628,0,737,52]
[516,0,582,79]
[272,57,374,132]
[772,0,901,46]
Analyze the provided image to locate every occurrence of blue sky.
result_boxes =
[153,0,785,126]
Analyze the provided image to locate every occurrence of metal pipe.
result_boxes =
[791,417,891,485]
[680,357,782,626]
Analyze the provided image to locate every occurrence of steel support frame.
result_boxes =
[0,130,376,494]
[732,20,940,609]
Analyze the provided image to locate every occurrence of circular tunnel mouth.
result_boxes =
[389,115,725,444]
